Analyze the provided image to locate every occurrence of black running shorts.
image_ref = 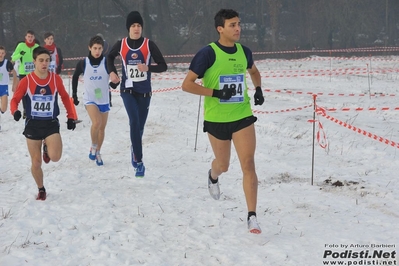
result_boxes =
[203,115,257,140]
[23,119,60,140]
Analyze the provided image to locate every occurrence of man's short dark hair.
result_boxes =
[26,30,35,36]
[89,36,104,47]
[214,9,239,29]
[33,46,50,60]
[44,32,54,39]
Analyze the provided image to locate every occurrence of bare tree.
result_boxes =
[254,0,267,49]
[0,0,397,60]
[266,0,282,51]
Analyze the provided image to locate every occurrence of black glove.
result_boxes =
[212,87,233,100]
[254,86,265,106]
[109,81,120,89]
[20,51,26,56]
[67,119,76,130]
[13,110,22,121]
[72,94,79,106]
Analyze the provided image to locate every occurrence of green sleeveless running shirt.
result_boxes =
[11,42,39,75]
[202,42,252,122]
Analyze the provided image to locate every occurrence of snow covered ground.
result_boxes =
[0,55,398,265]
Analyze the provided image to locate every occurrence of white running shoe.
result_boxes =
[208,169,220,200]
[248,215,262,234]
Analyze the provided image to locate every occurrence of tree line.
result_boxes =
[0,0,398,65]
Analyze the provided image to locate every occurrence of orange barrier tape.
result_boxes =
[259,69,397,78]
[253,46,399,55]
[316,106,399,149]
[62,46,399,61]
[109,86,182,94]
[256,56,399,64]
[323,106,399,112]
[260,67,399,75]
[307,116,328,149]
[316,119,328,149]
[263,89,396,98]
[150,67,399,76]
[105,67,398,81]
[252,104,312,114]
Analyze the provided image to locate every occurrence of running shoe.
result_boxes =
[208,169,220,200]
[43,143,50,164]
[135,162,145,178]
[96,153,103,166]
[248,215,262,234]
[89,147,96,160]
[36,191,46,201]
[131,146,138,168]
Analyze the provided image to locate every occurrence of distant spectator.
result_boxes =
[43,32,63,74]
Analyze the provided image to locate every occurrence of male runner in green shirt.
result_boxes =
[182,9,264,234]
[11,30,39,118]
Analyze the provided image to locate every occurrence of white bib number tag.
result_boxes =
[219,74,245,103]
[127,65,147,82]
[48,62,56,73]
[31,95,53,117]
[24,62,34,73]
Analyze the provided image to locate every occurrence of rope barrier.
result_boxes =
[253,46,399,56]
[152,67,399,76]
[256,56,399,64]
[323,106,399,112]
[307,117,328,149]
[111,86,182,94]
[262,89,396,98]
[260,69,397,78]
[260,67,399,74]
[316,106,399,149]
[62,46,399,62]
[252,104,312,114]
[64,73,399,151]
